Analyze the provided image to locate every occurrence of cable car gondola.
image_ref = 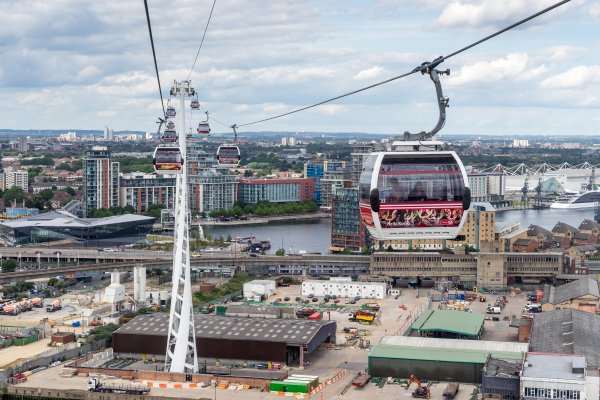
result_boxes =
[359,149,470,240]
[197,112,210,135]
[216,145,241,166]
[190,99,200,110]
[153,147,183,174]
[162,130,178,142]
[358,59,470,241]
[166,106,176,117]
[166,120,175,130]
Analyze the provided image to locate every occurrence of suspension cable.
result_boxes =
[187,0,218,81]
[143,0,166,118]
[235,0,571,128]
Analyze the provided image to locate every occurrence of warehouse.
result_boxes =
[411,309,485,339]
[368,336,527,383]
[301,278,386,299]
[113,313,336,366]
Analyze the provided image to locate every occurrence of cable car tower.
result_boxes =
[163,80,198,373]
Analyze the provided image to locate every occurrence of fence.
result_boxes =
[0,339,108,384]
[394,297,433,336]
[1,334,38,348]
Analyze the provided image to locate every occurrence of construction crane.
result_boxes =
[521,174,529,206]
[587,167,596,191]
[534,176,542,209]
[406,375,431,399]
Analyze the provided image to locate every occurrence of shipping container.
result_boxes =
[307,312,322,321]
[269,380,310,393]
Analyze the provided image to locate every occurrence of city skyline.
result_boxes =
[1,1,599,136]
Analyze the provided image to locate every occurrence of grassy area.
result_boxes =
[193,272,254,305]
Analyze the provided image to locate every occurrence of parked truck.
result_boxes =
[31,297,44,308]
[443,383,460,399]
[87,378,150,395]
[46,299,62,312]
[349,310,375,324]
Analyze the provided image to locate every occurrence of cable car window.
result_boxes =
[155,150,182,163]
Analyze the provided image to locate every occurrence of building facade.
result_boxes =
[4,169,28,191]
[83,146,119,216]
[238,178,314,204]
[304,160,348,206]
[330,187,369,253]
[119,172,176,213]
[371,251,563,289]
[187,142,238,213]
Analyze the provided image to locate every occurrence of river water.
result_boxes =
[204,208,596,254]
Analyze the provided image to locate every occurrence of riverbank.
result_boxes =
[199,212,330,227]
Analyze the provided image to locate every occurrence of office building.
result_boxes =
[119,172,176,213]
[4,169,29,192]
[304,160,347,206]
[238,178,314,204]
[330,187,369,253]
[83,146,120,217]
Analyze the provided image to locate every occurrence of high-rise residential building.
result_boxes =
[187,142,238,213]
[238,178,314,204]
[119,172,176,213]
[18,137,28,152]
[304,160,347,206]
[83,146,119,216]
[351,143,378,187]
[330,187,370,253]
[320,170,352,209]
[4,169,29,191]
[104,126,113,141]
[0,172,5,191]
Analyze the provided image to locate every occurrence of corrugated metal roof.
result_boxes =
[543,278,599,305]
[411,310,485,336]
[369,344,523,364]
[380,336,528,354]
[114,313,335,346]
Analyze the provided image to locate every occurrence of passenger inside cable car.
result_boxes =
[408,181,427,201]
[386,178,407,202]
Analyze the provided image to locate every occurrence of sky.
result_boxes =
[1,0,599,136]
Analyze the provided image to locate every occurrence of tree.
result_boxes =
[2,186,25,203]
[243,170,253,177]
[64,187,76,196]
[1,259,17,273]
[275,248,286,256]
[48,277,59,287]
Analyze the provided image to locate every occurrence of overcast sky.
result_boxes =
[1,0,598,136]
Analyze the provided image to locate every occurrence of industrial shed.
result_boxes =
[113,313,336,366]
[368,336,527,383]
[411,309,485,339]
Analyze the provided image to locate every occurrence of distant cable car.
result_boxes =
[190,100,200,110]
[359,148,470,240]
[166,120,175,130]
[216,145,241,166]
[197,122,210,135]
[197,112,210,135]
[153,147,183,174]
[217,124,240,166]
[162,130,178,142]
[166,106,176,117]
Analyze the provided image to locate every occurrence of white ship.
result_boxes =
[549,190,600,209]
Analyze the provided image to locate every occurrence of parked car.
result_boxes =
[283,297,290,301]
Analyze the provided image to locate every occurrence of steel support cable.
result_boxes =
[235,0,571,128]
[187,0,218,81]
[143,0,166,118]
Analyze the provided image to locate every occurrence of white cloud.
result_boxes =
[434,0,578,29]
[541,66,600,89]
[354,66,385,80]
[448,53,535,86]
[590,3,600,18]
[317,104,346,115]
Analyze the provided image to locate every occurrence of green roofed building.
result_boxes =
[411,309,485,339]
[368,336,527,383]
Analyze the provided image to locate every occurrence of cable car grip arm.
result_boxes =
[403,57,450,142]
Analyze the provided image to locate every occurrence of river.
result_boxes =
[204,208,596,254]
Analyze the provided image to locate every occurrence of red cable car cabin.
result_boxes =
[359,151,471,240]
[153,147,183,174]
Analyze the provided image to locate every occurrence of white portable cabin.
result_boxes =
[301,280,386,299]
[243,280,277,300]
